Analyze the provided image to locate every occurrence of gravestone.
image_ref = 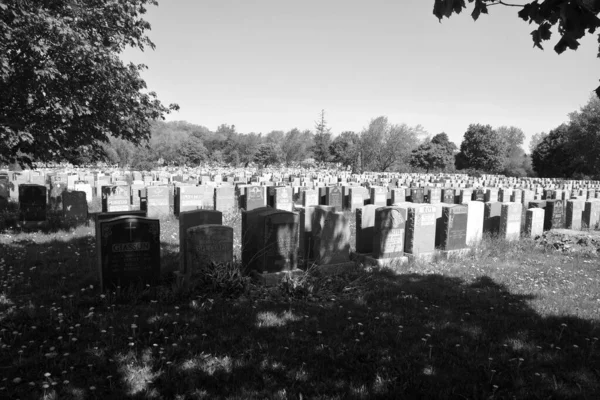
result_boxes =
[312,210,353,271]
[62,191,88,226]
[257,210,300,273]
[404,204,436,260]
[214,186,236,212]
[326,186,343,212]
[485,188,499,203]
[242,207,273,271]
[186,225,233,277]
[390,188,406,205]
[201,185,215,210]
[97,216,160,291]
[544,200,563,231]
[460,189,473,204]
[348,187,364,212]
[244,186,266,210]
[483,202,502,235]
[178,210,223,276]
[464,201,484,245]
[274,186,293,212]
[370,186,387,207]
[409,188,425,204]
[498,188,512,203]
[301,189,319,208]
[583,200,600,230]
[438,205,468,251]
[525,208,544,238]
[102,185,130,212]
[499,202,522,241]
[427,188,441,204]
[174,186,204,215]
[49,180,68,210]
[442,188,455,204]
[472,189,485,202]
[372,207,407,260]
[565,200,584,230]
[145,186,171,217]
[19,184,47,223]
[355,204,377,254]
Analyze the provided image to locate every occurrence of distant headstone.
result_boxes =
[245,186,267,210]
[102,185,130,212]
[427,188,441,204]
[485,188,499,203]
[390,188,406,205]
[145,186,171,217]
[370,186,387,207]
[442,188,455,204]
[348,187,364,211]
[97,216,160,291]
[214,186,236,212]
[274,186,293,212]
[326,186,343,212]
[301,189,319,208]
[472,189,485,202]
[174,186,204,215]
[409,188,425,204]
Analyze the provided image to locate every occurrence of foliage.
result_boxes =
[433,0,600,95]
[329,131,361,171]
[495,126,534,177]
[410,132,457,172]
[312,109,332,163]
[531,96,600,178]
[0,0,178,166]
[456,124,505,173]
[254,142,281,167]
[531,124,581,177]
[281,128,314,166]
[360,116,425,172]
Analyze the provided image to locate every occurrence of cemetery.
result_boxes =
[0,166,599,398]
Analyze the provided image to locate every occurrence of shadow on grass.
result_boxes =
[0,234,598,399]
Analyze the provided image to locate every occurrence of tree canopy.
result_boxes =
[410,132,457,173]
[0,0,178,166]
[433,0,600,95]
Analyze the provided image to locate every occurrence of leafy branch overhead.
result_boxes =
[433,0,600,95]
[0,0,178,166]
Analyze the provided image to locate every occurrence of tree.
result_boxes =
[254,143,281,167]
[566,95,600,175]
[457,124,505,173]
[329,131,360,170]
[1,0,178,166]
[433,0,600,95]
[531,123,577,177]
[281,128,313,166]
[410,133,457,172]
[178,136,208,166]
[313,109,332,163]
[360,117,424,172]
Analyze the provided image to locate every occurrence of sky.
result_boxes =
[121,0,600,151]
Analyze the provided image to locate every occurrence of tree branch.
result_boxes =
[488,1,526,7]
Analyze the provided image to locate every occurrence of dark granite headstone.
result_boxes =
[178,210,223,276]
[544,199,563,231]
[62,191,88,226]
[437,205,468,250]
[97,216,160,291]
[326,186,343,212]
[19,184,47,222]
[483,202,502,234]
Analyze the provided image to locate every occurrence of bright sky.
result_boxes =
[122,0,600,151]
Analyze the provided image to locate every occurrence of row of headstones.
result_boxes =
[95,197,560,291]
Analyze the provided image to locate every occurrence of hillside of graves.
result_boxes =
[0,168,599,399]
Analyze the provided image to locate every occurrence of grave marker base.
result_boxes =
[313,261,357,276]
[250,269,305,286]
[437,248,471,260]
[352,252,408,268]
[405,252,436,262]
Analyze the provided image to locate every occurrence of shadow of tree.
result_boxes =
[0,233,598,399]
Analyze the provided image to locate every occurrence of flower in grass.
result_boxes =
[90,386,96,391]
[42,383,49,389]
[13,377,21,384]
[63,380,69,385]
[44,373,51,378]
[29,382,35,387]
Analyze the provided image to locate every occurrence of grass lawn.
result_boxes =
[0,209,599,399]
